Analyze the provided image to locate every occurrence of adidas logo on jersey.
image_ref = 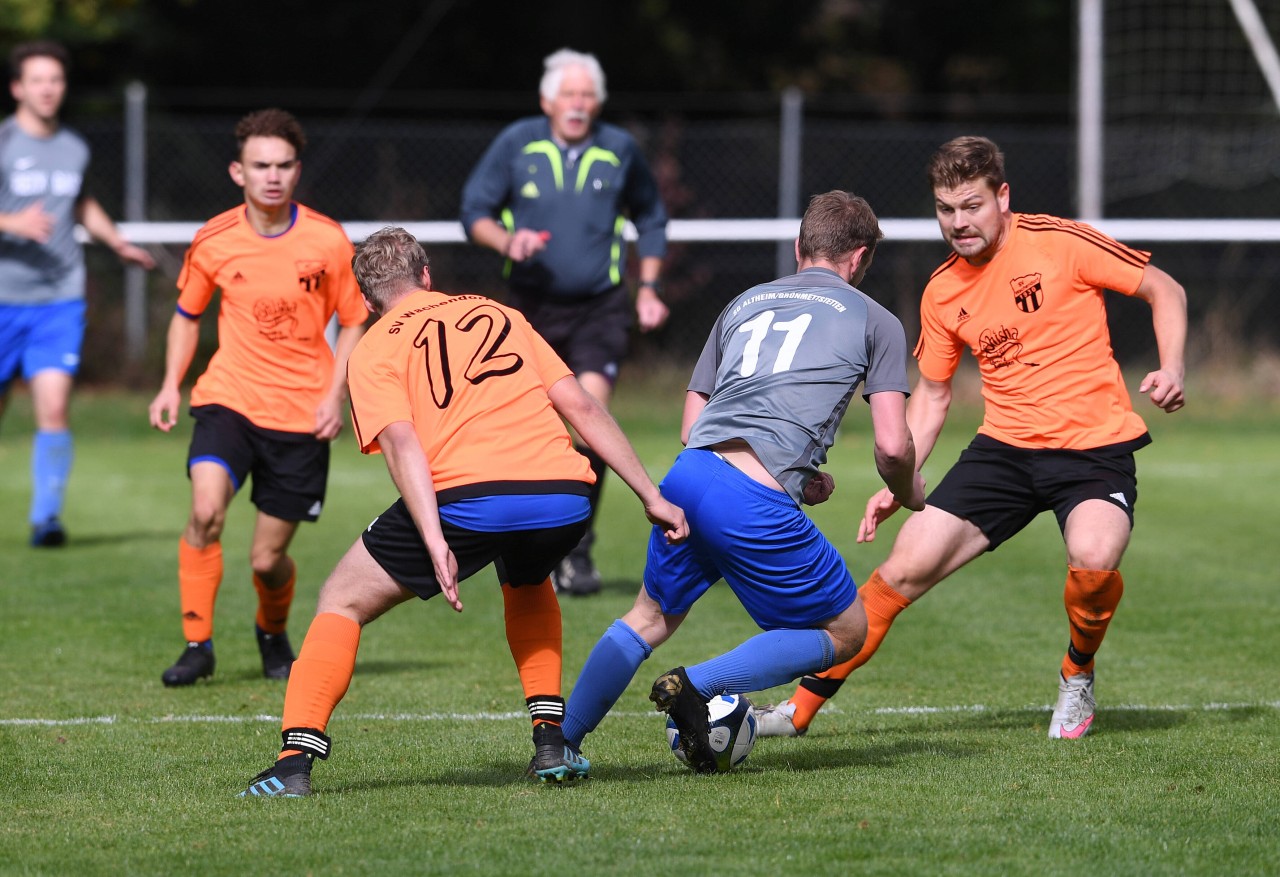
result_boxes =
[1110,492,1128,507]
[231,271,247,283]
[957,307,971,324]
[521,181,540,199]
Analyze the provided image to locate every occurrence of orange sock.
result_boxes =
[178,538,223,642]
[502,579,564,725]
[254,562,296,635]
[279,612,361,758]
[789,569,912,729]
[1061,566,1124,678]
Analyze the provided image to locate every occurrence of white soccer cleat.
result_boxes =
[752,699,806,738]
[1048,672,1096,739]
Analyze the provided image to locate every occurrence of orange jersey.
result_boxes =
[176,204,367,432]
[916,213,1151,449]
[347,288,593,495]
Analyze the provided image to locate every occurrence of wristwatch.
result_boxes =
[638,279,662,294]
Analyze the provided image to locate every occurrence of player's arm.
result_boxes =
[1132,263,1187,413]
[857,376,949,542]
[0,200,54,243]
[868,390,924,512]
[680,390,709,445]
[314,323,367,441]
[74,196,155,269]
[634,255,668,332]
[148,311,201,432]
[548,376,688,545]
[376,420,461,612]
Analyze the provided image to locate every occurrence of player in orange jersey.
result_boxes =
[240,227,686,795]
[756,135,1187,740]
[148,109,368,688]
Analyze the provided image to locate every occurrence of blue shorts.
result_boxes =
[644,448,857,630]
[0,300,86,389]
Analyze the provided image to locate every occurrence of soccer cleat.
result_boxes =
[526,723,590,783]
[650,667,717,774]
[255,626,295,680]
[551,547,602,596]
[752,700,807,738]
[239,753,313,798]
[161,641,215,687]
[1048,671,1096,739]
[30,517,66,548]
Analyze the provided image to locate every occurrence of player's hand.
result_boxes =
[7,201,54,244]
[635,289,669,332]
[1139,368,1185,413]
[313,398,345,441]
[857,487,902,543]
[645,497,689,545]
[115,241,156,270]
[803,471,835,505]
[427,538,462,612]
[148,387,182,432]
[506,228,550,262]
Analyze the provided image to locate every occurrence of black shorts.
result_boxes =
[926,433,1150,551]
[361,497,589,599]
[507,285,631,382]
[188,404,330,522]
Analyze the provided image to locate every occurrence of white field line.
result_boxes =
[2,701,1277,727]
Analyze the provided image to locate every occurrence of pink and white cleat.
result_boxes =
[1048,672,1096,739]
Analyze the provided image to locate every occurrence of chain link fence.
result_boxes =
[70,103,1280,389]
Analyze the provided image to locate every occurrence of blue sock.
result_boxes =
[686,629,835,697]
[30,429,73,525]
[563,619,652,748]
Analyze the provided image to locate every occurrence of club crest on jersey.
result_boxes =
[1010,273,1044,313]
[296,261,327,293]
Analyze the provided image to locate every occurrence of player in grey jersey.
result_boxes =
[0,40,154,547]
[560,191,925,772]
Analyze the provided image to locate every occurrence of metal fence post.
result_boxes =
[123,81,147,362]
[776,87,803,277]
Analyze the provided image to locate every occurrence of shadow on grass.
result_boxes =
[43,529,177,548]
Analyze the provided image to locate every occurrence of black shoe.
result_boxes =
[551,549,602,596]
[256,626,295,680]
[30,517,66,548]
[525,723,590,783]
[650,667,716,773]
[239,753,313,797]
[161,641,215,687]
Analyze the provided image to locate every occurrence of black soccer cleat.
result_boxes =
[255,626,295,680]
[551,553,602,596]
[30,517,66,548]
[239,753,314,798]
[650,667,717,774]
[526,723,590,783]
[161,641,215,687]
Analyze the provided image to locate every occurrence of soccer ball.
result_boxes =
[666,693,757,772]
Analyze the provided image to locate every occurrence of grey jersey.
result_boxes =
[686,267,910,505]
[0,117,89,304]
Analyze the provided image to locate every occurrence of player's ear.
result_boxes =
[420,266,432,290]
[228,161,245,187]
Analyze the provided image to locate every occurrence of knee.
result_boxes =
[186,504,225,544]
[250,547,289,581]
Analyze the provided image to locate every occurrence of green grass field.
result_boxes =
[1,379,1276,876]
